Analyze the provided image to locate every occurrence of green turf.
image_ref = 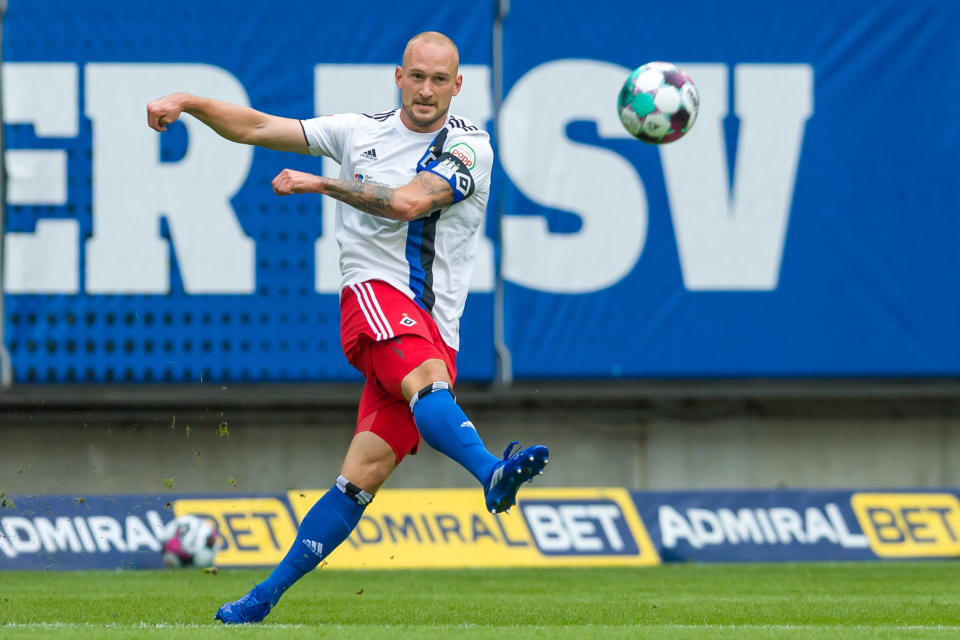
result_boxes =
[1,563,959,638]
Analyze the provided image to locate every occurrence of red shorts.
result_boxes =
[341,280,457,463]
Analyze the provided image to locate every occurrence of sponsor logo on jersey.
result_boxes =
[851,493,960,557]
[448,143,476,170]
[360,148,378,161]
[353,173,390,187]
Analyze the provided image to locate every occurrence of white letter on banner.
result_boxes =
[126,515,161,552]
[769,508,806,544]
[804,507,839,544]
[3,517,41,553]
[2,63,80,293]
[559,505,601,551]
[658,505,700,549]
[717,508,765,544]
[35,517,83,552]
[73,517,97,552]
[87,516,127,552]
[588,505,626,551]
[313,64,494,293]
[754,509,779,543]
[687,508,725,546]
[662,64,813,290]
[826,503,869,548]
[0,526,15,558]
[523,505,572,551]
[145,511,170,541]
[500,60,647,293]
[84,64,254,293]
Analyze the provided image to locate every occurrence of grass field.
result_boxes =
[1,562,958,638]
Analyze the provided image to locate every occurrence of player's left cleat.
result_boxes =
[484,440,549,514]
[215,586,272,625]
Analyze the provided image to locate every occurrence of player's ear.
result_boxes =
[452,73,462,97]
[395,66,403,89]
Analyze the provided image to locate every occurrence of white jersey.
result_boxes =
[300,109,492,351]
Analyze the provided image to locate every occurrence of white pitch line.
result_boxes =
[660,624,960,632]
[0,622,309,629]
[3,622,960,632]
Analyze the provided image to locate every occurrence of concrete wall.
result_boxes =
[2,382,959,496]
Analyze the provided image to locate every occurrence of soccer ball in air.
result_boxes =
[160,515,225,568]
[617,62,699,144]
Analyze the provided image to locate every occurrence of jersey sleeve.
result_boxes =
[299,113,361,163]
[423,129,493,204]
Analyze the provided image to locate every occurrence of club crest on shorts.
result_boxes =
[399,314,417,327]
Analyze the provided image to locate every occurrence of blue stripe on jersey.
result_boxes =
[405,126,449,311]
[405,218,429,311]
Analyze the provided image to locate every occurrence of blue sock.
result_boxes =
[411,386,500,484]
[255,481,366,605]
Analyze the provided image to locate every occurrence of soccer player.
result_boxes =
[146,31,549,624]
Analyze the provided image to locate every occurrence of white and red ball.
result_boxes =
[618,61,699,144]
[160,514,224,568]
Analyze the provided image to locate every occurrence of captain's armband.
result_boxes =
[424,153,475,204]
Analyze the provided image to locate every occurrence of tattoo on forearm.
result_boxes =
[418,173,454,212]
[321,171,454,220]
[323,179,395,218]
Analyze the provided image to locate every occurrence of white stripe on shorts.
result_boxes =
[350,283,393,340]
[361,282,394,339]
[349,283,383,340]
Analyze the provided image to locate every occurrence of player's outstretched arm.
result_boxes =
[146,92,308,153]
[272,169,455,221]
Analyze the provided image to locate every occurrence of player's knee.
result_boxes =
[336,474,375,506]
[400,358,451,401]
[407,380,455,413]
[367,338,448,400]
[340,432,398,494]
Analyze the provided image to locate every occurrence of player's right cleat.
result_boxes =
[215,586,272,625]
[484,441,549,514]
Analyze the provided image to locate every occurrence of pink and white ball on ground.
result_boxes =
[160,514,224,568]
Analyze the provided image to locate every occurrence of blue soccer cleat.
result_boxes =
[215,586,272,625]
[484,441,549,514]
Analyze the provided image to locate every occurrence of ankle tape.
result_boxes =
[336,474,374,506]
[408,381,455,412]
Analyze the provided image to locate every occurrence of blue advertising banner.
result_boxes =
[4,0,960,382]
[5,488,959,570]
[0,494,176,570]
[635,488,960,562]
[2,0,496,383]
[630,490,878,563]
[499,0,960,377]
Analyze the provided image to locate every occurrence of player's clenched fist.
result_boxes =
[272,169,323,196]
[146,93,188,132]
